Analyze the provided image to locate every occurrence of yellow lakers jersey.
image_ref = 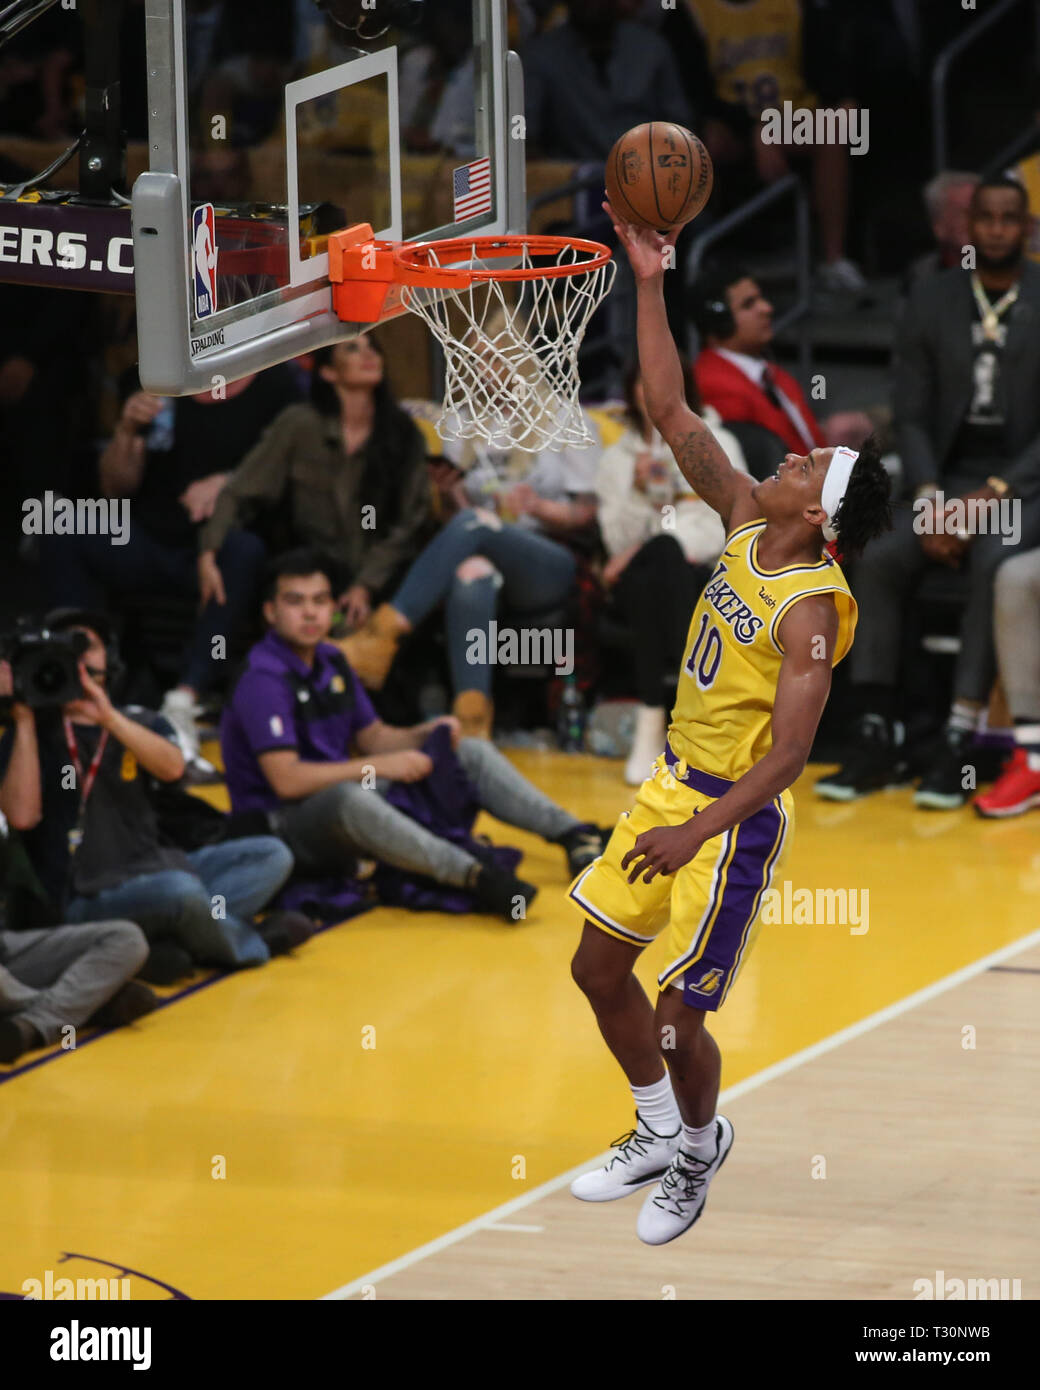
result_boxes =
[687,0,814,113]
[668,519,856,781]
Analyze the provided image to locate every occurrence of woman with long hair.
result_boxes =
[198,333,431,630]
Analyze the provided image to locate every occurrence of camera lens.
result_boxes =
[32,659,68,697]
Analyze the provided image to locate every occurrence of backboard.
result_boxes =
[133,0,525,395]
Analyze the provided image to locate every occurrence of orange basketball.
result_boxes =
[605,122,714,233]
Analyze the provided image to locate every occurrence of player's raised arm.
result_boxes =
[604,201,754,530]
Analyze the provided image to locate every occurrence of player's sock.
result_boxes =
[680,1119,718,1159]
[631,1074,681,1136]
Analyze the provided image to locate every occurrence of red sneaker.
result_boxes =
[974,748,1040,818]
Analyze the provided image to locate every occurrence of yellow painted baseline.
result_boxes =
[1,752,1036,1299]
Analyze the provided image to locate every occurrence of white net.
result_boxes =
[400,239,616,453]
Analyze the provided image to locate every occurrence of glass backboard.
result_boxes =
[133,0,524,395]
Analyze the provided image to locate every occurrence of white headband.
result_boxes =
[821,446,859,543]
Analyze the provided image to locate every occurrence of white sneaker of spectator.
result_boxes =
[816,257,869,294]
[161,688,218,780]
[625,705,667,786]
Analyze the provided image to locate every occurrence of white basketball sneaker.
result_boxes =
[636,1116,734,1244]
[570,1112,680,1202]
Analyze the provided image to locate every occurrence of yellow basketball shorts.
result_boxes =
[568,754,794,1011]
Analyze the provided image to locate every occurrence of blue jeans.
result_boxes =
[66,837,293,969]
[392,509,577,695]
[41,525,267,694]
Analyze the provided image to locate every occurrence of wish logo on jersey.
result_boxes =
[700,561,765,644]
[192,203,218,319]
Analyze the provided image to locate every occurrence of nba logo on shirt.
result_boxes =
[192,203,218,319]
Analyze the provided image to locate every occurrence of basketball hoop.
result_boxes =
[329,224,616,452]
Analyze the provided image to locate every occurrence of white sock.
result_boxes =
[948,701,979,736]
[1014,723,1040,771]
[631,1074,680,1136]
[680,1119,718,1159]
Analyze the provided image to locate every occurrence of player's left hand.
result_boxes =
[622,823,702,884]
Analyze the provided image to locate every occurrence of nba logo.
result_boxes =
[192,203,218,318]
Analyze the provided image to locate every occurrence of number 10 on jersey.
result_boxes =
[685,613,723,689]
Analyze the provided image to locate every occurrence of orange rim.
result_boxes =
[393,234,613,288]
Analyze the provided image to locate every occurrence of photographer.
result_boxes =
[0,611,301,981]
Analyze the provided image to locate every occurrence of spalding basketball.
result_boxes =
[605,122,714,233]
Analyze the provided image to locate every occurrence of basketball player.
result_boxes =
[566,203,892,1244]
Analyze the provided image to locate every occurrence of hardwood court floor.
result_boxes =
[2,752,1038,1301]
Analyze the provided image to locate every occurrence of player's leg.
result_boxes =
[570,922,660,1087]
[634,985,735,1245]
[653,985,720,1129]
[569,922,683,1201]
[567,774,692,1201]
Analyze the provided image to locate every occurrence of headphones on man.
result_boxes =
[690,264,752,344]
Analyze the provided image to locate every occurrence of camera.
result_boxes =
[0,623,89,709]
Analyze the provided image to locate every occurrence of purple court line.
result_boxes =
[0,918,347,1089]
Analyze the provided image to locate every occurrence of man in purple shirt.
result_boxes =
[221,549,605,922]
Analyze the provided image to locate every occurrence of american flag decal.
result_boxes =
[453,157,492,222]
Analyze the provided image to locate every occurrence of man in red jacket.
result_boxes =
[691,265,874,477]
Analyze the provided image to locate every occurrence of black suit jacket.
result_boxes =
[892,262,1040,500]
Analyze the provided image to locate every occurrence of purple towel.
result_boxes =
[276,725,523,922]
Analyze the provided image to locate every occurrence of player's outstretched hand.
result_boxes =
[622,822,702,884]
[602,199,680,283]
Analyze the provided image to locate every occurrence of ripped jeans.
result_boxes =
[391,508,577,695]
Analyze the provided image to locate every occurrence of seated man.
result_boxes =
[974,545,1040,817]
[690,265,875,463]
[0,912,156,1067]
[0,611,304,982]
[220,549,605,923]
[818,177,1040,807]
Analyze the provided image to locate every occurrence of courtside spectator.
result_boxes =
[522,0,691,161]
[596,361,748,784]
[976,545,1040,816]
[0,613,300,980]
[342,385,602,739]
[42,364,300,776]
[199,336,431,675]
[906,170,980,291]
[221,550,604,922]
[0,914,156,1066]
[690,263,874,475]
[818,177,1040,809]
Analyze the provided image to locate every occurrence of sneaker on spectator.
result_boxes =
[161,689,219,782]
[914,727,974,810]
[974,748,1040,818]
[815,714,911,801]
[257,910,314,956]
[817,257,869,294]
[557,822,606,879]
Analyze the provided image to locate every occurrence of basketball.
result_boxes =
[605,122,714,233]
